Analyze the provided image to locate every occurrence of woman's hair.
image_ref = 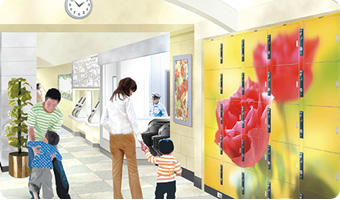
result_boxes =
[110,77,137,101]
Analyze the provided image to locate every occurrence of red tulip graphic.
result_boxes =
[253,32,319,102]
[215,78,273,168]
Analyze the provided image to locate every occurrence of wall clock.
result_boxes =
[65,0,93,19]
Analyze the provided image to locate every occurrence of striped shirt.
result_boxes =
[145,149,182,183]
[26,102,63,141]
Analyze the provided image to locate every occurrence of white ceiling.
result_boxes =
[221,0,276,10]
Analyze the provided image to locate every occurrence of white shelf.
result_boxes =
[68,114,86,122]
[85,121,100,127]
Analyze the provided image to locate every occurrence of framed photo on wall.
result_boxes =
[58,73,73,101]
[173,54,192,127]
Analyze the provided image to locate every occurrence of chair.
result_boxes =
[152,123,170,156]
[141,118,169,156]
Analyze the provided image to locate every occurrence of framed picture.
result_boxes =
[173,54,192,126]
[58,73,73,101]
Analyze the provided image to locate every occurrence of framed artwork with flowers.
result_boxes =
[173,54,192,127]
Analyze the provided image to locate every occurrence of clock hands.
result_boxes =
[74,1,84,7]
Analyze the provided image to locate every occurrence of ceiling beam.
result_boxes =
[163,0,237,32]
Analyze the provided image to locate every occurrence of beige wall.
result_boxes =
[170,28,197,173]
[37,63,73,130]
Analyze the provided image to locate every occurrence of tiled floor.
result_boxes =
[0,130,216,199]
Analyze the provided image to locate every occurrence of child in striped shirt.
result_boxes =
[141,139,182,199]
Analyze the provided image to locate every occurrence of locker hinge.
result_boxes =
[220,164,223,185]
[299,70,304,97]
[267,145,271,170]
[267,35,271,59]
[300,111,304,139]
[299,29,304,56]
[242,72,245,95]
[220,104,223,125]
[267,72,271,96]
[267,108,271,133]
[267,181,271,199]
[220,43,223,64]
[220,134,223,155]
[220,73,223,94]
[337,35,338,42]
[242,106,245,128]
[300,193,304,199]
[242,172,245,195]
[242,139,245,162]
[336,173,338,180]
[300,152,304,179]
[336,127,338,135]
[242,39,245,62]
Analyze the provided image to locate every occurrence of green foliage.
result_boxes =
[5,78,32,153]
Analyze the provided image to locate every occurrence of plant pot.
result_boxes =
[9,152,31,178]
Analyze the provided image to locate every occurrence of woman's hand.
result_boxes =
[32,146,42,157]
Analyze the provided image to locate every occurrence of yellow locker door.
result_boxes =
[244,29,268,68]
[304,15,339,63]
[267,178,300,199]
[204,156,222,193]
[270,22,300,66]
[221,161,242,199]
[204,39,222,70]
[222,35,242,68]
[303,62,339,107]
[304,106,339,154]
[267,140,299,185]
[302,148,339,198]
[242,169,267,199]
[270,103,300,145]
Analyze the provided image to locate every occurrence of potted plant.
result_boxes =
[4,78,33,178]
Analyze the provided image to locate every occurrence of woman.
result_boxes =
[101,77,143,199]
[36,83,43,103]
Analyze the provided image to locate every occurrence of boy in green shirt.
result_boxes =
[27,88,70,199]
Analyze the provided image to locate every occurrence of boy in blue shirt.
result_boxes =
[28,130,62,199]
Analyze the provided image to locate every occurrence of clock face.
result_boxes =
[65,0,93,19]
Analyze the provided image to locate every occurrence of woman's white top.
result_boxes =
[100,95,142,142]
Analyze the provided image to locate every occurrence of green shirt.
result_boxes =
[26,102,63,141]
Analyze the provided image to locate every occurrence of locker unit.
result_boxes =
[222,35,243,68]
[204,69,221,99]
[205,127,221,159]
[267,141,300,185]
[241,169,267,199]
[221,68,243,99]
[303,15,339,63]
[204,11,339,199]
[204,39,222,70]
[270,103,300,145]
[303,62,339,107]
[302,148,339,198]
[244,29,268,68]
[304,106,339,153]
[221,162,243,199]
[270,22,301,66]
[205,156,223,192]
[269,64,300,104]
